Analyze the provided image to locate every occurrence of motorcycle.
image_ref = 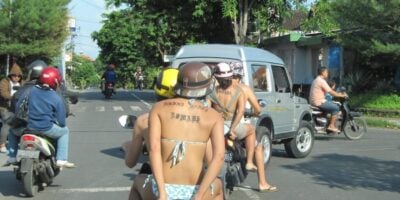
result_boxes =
[13,129,60,197]
[311,88,367,140]
[104,82,114,99]
[221,105,271,199]
[136,75,146,90]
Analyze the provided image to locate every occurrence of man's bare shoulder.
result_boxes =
[239,83,253,93]
[136,113,149,131]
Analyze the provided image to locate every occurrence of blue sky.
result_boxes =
[68,0,109,59]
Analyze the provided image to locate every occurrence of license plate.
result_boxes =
[17,150,40,160]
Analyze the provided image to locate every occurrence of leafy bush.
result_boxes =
[350,91,400,110]
[342,71,372,93]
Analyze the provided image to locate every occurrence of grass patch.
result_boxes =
[350,92,400,110]
[365,118,400,129]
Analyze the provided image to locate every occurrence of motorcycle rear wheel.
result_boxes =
[21,158,39,197]
[343,116,367,140]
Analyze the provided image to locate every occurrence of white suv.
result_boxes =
[171,44,315,160]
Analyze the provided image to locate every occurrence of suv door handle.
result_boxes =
[276,99,281,103]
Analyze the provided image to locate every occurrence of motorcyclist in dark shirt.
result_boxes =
[101,64,117,94]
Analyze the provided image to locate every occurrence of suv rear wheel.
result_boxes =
[284,121,314,158]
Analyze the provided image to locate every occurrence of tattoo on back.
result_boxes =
[170,112,200,123]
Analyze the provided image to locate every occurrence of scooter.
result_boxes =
[136,75,146,90]
[311,89,367,140]
[104,82,114,99]
[221,109,272,199]
[14,129,60,197]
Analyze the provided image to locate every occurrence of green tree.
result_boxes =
[303,0,400,89]
[0,0,70,62]
[67,55,98,89]
[304,0,400,61]
[194,0,306,45]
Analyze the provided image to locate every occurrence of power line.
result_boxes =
[81,0,104,10]
[75,42,99,49]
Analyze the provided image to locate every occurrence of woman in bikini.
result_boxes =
[131,62,225,200]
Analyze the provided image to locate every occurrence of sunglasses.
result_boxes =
[11,74,22,78]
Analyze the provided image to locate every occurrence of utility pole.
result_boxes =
[6,0,13,76]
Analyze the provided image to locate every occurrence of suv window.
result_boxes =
[272,65,290,93]
[251,64,270,92]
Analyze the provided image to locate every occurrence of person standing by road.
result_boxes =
[0,63,23,153]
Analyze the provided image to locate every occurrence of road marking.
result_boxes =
[95,106,105,112]
[59,187,131,193]
[233,185,261,199]
[131,93,152,110]
[75,106,86,112]
[130,106,142,111]
[113,106,124,111]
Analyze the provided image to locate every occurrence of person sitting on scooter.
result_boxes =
[130,62,224,200]
[101,63,117,94]
[230,62,277,192]
[6,67,75,168]
[309,67,347,133]
[208,62,258,172]
[122,67,179,198]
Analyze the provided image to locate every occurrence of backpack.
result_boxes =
[8,92,30,129]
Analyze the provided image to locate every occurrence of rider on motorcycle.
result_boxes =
[208,62,258,172]
[134,67,145,89]
[122,67,179,198]
[131,62,224,200]
[309,67,347,133]
[230,62,277,192]
[6,67,75,168]
[101,64,117,94]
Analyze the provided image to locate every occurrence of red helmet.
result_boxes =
[39,67,62,89]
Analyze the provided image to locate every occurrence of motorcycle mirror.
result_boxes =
[118,115,137,129]
[258,99,267,107]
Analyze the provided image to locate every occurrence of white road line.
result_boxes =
[113,106,124,111]
[73,106,86,112]
[95,106,105,112]
[130,93,152,110]
[236,185,261,199]
[130,106,142,111]
[59,187,131,193]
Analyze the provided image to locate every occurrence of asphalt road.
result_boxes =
[0,89,399,200]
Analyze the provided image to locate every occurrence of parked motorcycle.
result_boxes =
[311,89,367,140]
[14,130,61,197]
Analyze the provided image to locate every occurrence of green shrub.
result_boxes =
[350,92,400,110]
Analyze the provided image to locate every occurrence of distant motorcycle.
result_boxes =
[13,130,61,197]
[136,75,146,90]
[311,88,367,140]
[103,82,114,99]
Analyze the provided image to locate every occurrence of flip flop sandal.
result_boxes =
[259,185,278,193]
[245,164,258,172]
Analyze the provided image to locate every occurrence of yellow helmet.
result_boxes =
[154,68,179,99]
